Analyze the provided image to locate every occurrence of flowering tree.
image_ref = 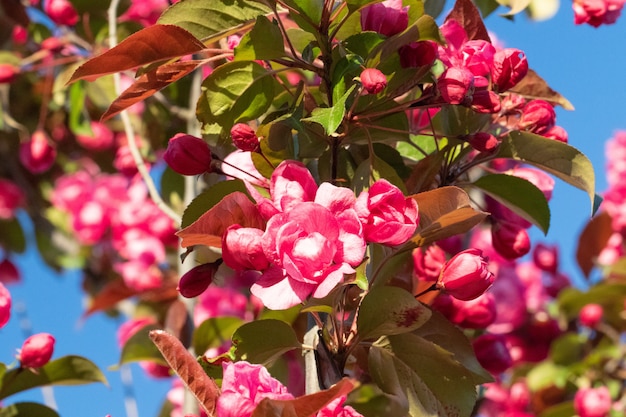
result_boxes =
[0,0,625,416]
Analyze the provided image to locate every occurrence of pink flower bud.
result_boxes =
[222,225,269,271]
[542,125,569,143]
[12,26,28,45]
[177,263,217,298]
[230,123,259,152]
[519,100,556,134]
[0,64,19,84]
[412,245,446,282]
[0,259,20,285]
[360,68,387,94]
[45,0,79,26]
[574,387,612,417]
[466,132,500,153]
[399,41,438,68]
[491,48,528,92]
[491,222,531,260]
[470,90,501,114]
[18,333,55,368]
[438,67,474,105]
[433,292,497,329]
[472,333,513,375]
[532,243,559,274]
[163,133,212,176]
[20,130,56,174]
[0,282,11,329]
[75,121,115,150]
[579,303,604,328]
[360,0,409,37]
[438,248,495,301]
[0,179,25,219]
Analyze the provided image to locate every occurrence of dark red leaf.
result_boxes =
[445,0,491,42]
[84,278,138,316]
[69,24,206,83]
[150,330,220,416]
[576,211,613,279]
[101,60,204,121]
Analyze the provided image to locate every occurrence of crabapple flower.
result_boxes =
[20,130,56,174]
[433,292,497,329]
[75,121,115,151]
[0,259,20,285]
[437,66,474,105]
[355,179,419,246]
[230,123,259,152]
[316,395,363,417]
[533,243,559,274]
[579,303,604,327]
[413,245,446,282]
[472,333,512,375]
[360,68,387,94]
[18,333,55,368]
[491,48,528,92]
[438,248,495,301]
[44,0,78,26]
[163,133,212,176]
[0,179,25,219]
[0,283,10,329]
[518,100,556,134]
[222,225,269,271]
[217,361,294,417]
[360,0,409,37]
[573,0,625,27]
[177,263,216,298]
[574,387,612,417]
[491,222,531,260]
[466,132,500,153]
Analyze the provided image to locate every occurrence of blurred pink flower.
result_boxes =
[0,179,25,219]
[574,386,612,417]
[19,130,56,174]
[573,0,625,27]
[18,333,55,368]
[0,282,11,329]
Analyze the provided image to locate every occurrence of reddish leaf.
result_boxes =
[576,211,613,279]
[69,24,206,83]
[84,278,137,316]
[251,378,356,417]
[177,191,265,248]
[510,69,574,110]
[150,330,220,416]
[445,0,491,42]
[102,60,204,121]
[411,186,488,247]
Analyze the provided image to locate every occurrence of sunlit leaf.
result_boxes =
[232,319,302,365]
[0,219,25,254]
[101,60,203,121]
[68,25,205,83]
[497,131,597,214]
[177,191,266,248]
[472,173,550,234]
[158,0,271,43]
[411,186,488,247]
[235,16,286,61]
[0,402,59,417]
[445,0,491,42]
[120,324,166,366]
[193,317,244,356]
[575,211,613,278]
[357,286,431,341]
[303,85,356,135]
[0,356,107,400]
[558,283,626,331]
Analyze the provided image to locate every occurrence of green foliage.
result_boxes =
[119,324,166,366]
[181,180,250,228]
[193,317,244,356]
[235,16,286,61]
[0,402,60,417]
[232,320,302,365]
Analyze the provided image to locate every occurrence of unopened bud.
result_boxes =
[472,333,512,375]
[574,387,612,417]
[0,179,25,220]
[20,130,56,174]
[230,123,259,152]
[177,263,217,298]
[470,90,501,114]
[0,283,10,329]
[360,68,387,94]
[491,48,528,92]
[163,133,212,176]
[466,132,500,153]
[579,303,603,328]
[18,333,55,368]
[438,67,474,105]
[491,222,531,260]
[45,0,79,26]
[0,259,20,285]
[438,248,494,301]
[519,100,556,134]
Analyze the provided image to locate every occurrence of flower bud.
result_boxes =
[472,333,513,375]
[434,292,497,329]
[579,303,603,328]
[76,121,115,150]
[532,243,559,274]
[399,41,438,69]
[0,179,25,219]
[360,0,409,37]
[542,125,568,143]
[466,132,500,153]
[518,100,556,134]
[45,0,79,26]
[163,133,212,176]
[491,222,531,260]
[19,130,56,174]
[0,282,11,329]
[18,333,55,368]
[177,263,217,298]
[574,387,612,417]
[230,123,259,152]
[360,68,387,94]
[438,248,494,301]
[437,67,474,105]
[0,64,19,84]
[0,259,20,285]
[470,90,501,114]
[412,245,446,282]
[12,26,28,45]
[491,48,528,92]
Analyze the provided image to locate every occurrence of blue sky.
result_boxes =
[3,3,626,417]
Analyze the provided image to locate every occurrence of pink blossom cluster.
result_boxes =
[220,160,418,310]
[51,170,176,291]
[573,0,626,27]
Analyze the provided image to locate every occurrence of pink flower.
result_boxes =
[491,222,531,260]
[472,333,512,375]
[120,0,169,26]
[269,161,318,214]
[177,263,216,298]
[491,48,528,92]
[574,387,612,417]
[163,133,212,176]
[579,303,604,327]
[19,130,56,174]
[114,260,163,292]
[437,66,474,105]
[438,248,495,301]
[533,243,559,274]
[360,0,409,37]
[518,100,556,134]
[0,258,21,285]
[44,0,78,26]
[222,150,269,187]
[75,121,115,151]
[573,0,625,27]
[194,285,251,326]
[230,123,260,152]
[466,132,500,153]
[412,245,446,282]
[433,293,497,329]
[0,179,25,219]
[355,179,419,246]
[0,282,11,329]
[0,64,19,84]
[217,361,294,417]
[470,90,501,114]
[360,68,387,94]
[18,333,55,368]
[316,396,363,417]
[222,225,269,271]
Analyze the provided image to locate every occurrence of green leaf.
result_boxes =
[303,85,356,135]
[181,180,250,228]
[352,153,406,195]
[472,173,550,234]
[497,131,597,214]
[526,361,569,391]
[235,16,286,61]
[0,356,107,400]
[0,219,26,254]
[558,283,626,331]
[424,0,447,18]
[232,319,302,365]
[68,82,92,136]
[0,402,59,417]
[539,401,577,417]
[357,287,431,341]
[549,333,584,366]
[192,317,244,356]
[157,0,271,43]
[119,324,166,366]
[197,61,277,129]
[474,0,501,17]
[283,0,324,25]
